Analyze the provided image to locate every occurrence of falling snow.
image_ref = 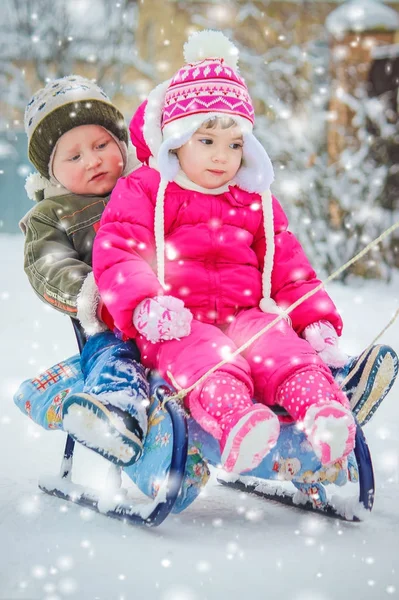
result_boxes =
[0,230,398,599]
[1,0,399,597]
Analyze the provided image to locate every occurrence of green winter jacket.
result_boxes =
[22,191,108,317]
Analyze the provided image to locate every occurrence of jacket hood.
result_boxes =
[129,101,152,165]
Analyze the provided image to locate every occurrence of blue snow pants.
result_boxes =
[14,331,148,426]
[80,331,149,420]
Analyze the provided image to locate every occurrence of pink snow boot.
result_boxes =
[220,404,281,473]
[187,373,280,473]
[303,401,356,465]
[276,369,356,465]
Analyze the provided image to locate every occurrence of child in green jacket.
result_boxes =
[20,75,148,467]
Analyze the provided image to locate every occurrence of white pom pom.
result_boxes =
[259,297,290,323]
[260,297,279,314]
[24,172,51,201]
[183,30,239,70]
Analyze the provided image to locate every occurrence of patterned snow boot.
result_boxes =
[331,344,398,426]
[188,373,280,474]
[277,369,356,466]
[62,392,147,467]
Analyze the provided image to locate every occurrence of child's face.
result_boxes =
[52,124,124,196]
[176,122,243,189]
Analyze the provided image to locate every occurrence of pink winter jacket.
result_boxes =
[93,166,342,340]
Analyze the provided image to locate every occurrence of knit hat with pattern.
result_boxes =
[143,30,274,192]
[25,75,128,179]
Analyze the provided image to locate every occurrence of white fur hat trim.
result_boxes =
[156,112,274,193]
[143,80,171,158]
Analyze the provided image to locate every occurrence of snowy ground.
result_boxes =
[1,233,398,600]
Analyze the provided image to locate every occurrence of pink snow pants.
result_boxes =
[137,307,334,408]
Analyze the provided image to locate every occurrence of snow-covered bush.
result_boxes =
[2,0,397,279]
[231,23,398,281]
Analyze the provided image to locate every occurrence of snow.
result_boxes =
[371,43,399,60]
[1,233,399,600]
[325,0,399,38]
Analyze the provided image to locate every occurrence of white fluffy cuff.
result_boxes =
[76,272,108,336]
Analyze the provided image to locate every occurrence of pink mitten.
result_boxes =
[133,296,192,343]
[303,320,348,367]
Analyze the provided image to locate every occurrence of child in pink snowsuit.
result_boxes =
[93,31,356,474]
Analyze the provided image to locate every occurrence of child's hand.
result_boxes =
[302,320,348,367]
[133,296,192,343]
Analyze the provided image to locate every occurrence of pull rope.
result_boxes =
[164,220,399,404]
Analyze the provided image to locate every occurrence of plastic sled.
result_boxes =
[23,321,396,524]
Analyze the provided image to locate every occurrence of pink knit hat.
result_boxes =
[161,51,254,130]
[140,30,279,315]
[143,30,274,191]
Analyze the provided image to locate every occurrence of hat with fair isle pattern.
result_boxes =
[24,75,128,179]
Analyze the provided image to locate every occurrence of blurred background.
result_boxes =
[1,0,398,280]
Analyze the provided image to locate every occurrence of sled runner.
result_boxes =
[38,389,189,526]
[216,420,374,522]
